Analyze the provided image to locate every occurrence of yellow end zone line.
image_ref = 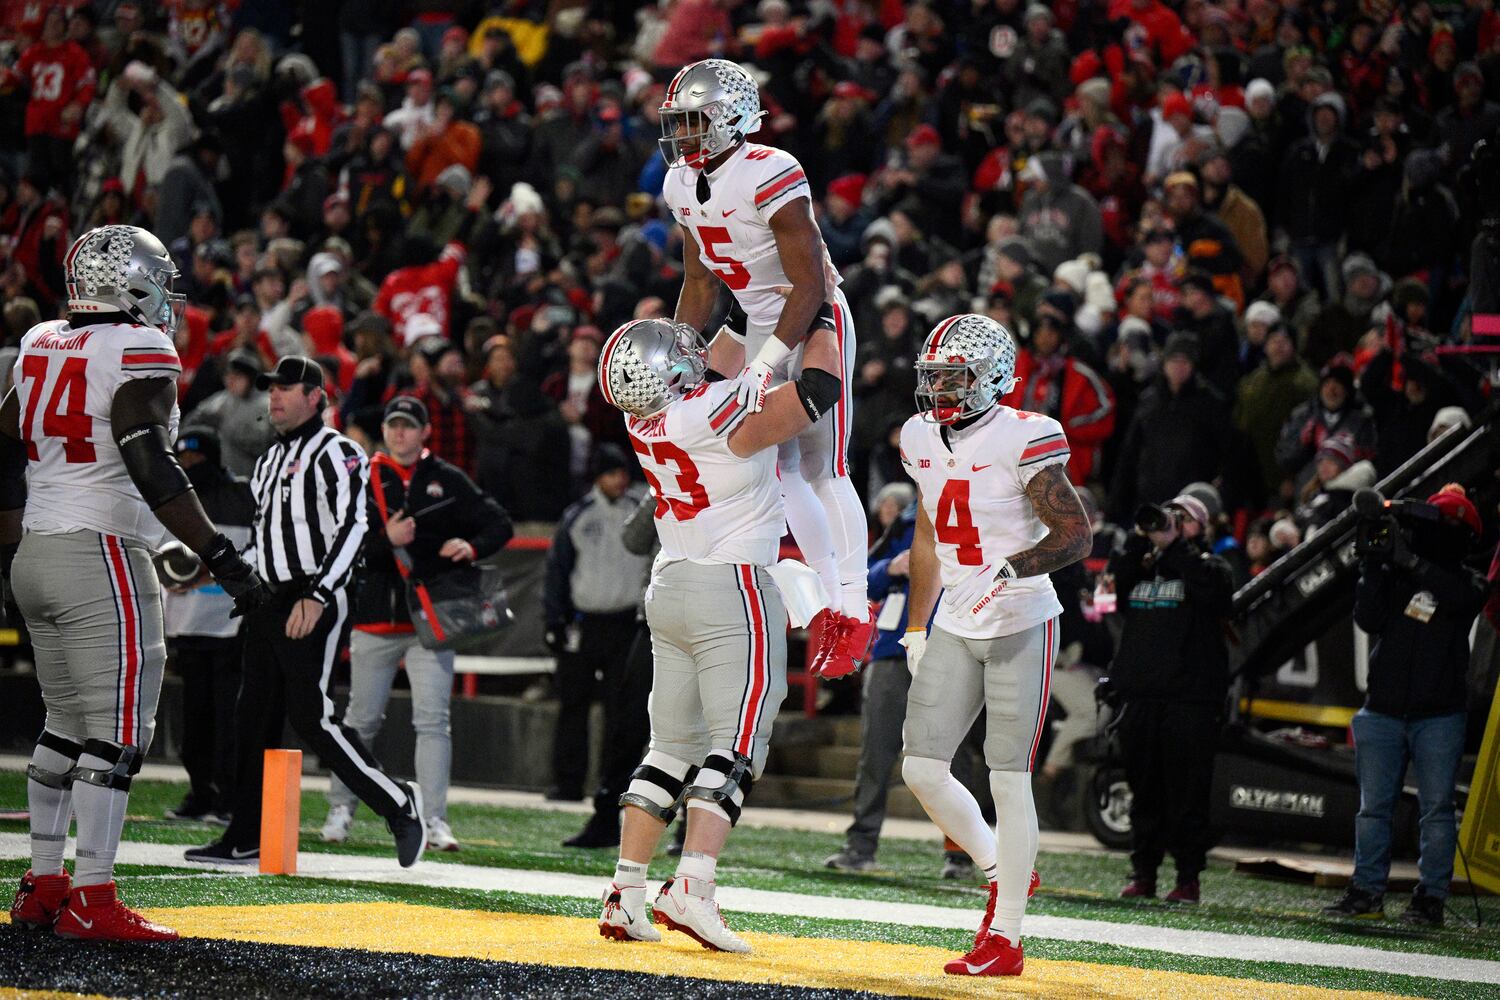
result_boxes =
[135,901,1414,1000]
[0,990,114,1000]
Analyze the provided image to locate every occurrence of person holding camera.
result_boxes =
[321,395,513,852]
[1322,484,1486,926]
[1105,494,1234,903]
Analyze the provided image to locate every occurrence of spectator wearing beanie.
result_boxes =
[1017,151,1104,273]
[1294,431,1377,536]
[823,174,873,268]
[1108,331,1232,521]
[1240,299,1281,372]
[1277,91,1360,299]
[541,326,629,498]
[1234,322,1317,504]
[1275,353,1377,494]
[302,306,357,394]
[411,337,474,475]
[1007,5,1071,110]
[875,124,967,246]
[1347,97,1412,260]
[1257,254,1320,340]
[467,336,571,523]
[1304,252,1387,369]
[1173,269,1240,400]
[1162,171,1245,310]
[1383,148,1461,282]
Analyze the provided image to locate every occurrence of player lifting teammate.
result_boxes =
[592,318,842,953]
[658,58,871,675]
[2,226,269,941]
[898,314,1091,976]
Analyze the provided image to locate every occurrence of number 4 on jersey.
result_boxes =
[19,354,95,464]
[934,479,983,565]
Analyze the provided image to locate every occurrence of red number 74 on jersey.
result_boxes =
[19,354,95,464]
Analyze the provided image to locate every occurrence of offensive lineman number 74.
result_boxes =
[19,354,95,463]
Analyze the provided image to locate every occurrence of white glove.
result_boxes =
[899,628,927,680]
[948,558,1017,619]
[734,337,792,414]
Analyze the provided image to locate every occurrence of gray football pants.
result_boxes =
[12,529,166,749]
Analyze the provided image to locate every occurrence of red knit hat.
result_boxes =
[1161,91,1193,121]
[827,173,867,206]
[905,124,941,149]
[1427,483,1482,536]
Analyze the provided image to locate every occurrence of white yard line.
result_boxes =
[1,833,1494,986]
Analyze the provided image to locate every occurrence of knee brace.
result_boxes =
[684,749,755,826]
[27,730,85,789]
[901,754,953,797]
[619,751,696,823]
[70,740,143,791]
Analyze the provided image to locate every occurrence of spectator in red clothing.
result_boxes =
[1111,0,1194,65]
[652,0,735,70]
[9,7,96,194]
[411,336,474,475]
[375,178,488,344]
[541,325,629,495]
[5,172,68,309]
[281,77,344,161]
[303,305,357,394]
[1003,310,1117,483]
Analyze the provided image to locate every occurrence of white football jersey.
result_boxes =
[13,319,182,548]
[627,379,781,568]
[662,142,839,328]
[901,406,1068,639]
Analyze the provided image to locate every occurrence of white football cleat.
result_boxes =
[599,883,660,942]
[653,876,750,953]
[320,804,353,843]
[426,817,460,852]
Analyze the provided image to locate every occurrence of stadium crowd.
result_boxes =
[1,0,1496,550]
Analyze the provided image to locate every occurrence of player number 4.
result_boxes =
[19,354,95,464]
[935,479,983,565]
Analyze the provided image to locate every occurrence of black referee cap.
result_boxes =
[256,355,324,391]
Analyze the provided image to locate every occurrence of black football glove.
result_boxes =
[202,533,272,617]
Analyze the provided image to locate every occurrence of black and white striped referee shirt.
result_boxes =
[246,416,368,604]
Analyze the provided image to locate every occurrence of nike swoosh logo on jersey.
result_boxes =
[722,209,737,217]
[972,463,992,472]
[69,911,93,929]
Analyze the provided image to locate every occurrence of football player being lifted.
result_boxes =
[593,318,842,953]
[659,58,870,676]
[2,226,268,941]
[898,314,1090,977]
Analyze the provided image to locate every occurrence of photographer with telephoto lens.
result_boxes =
[1322,484,1486,927]
[1104,494,1234,904]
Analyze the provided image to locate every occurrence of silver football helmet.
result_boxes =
[658,59,766,169]
[915,314,1020,425]
[598,319,709,417]
[65,225,185,335]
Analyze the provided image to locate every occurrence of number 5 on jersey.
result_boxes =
[934,479,983,565]
[19,354,95,463]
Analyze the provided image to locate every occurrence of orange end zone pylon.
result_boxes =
[260,749,303,875]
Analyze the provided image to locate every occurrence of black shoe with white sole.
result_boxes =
[184,839,259,865]
[389,780,427,868]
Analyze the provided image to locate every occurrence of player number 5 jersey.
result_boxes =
[627,380,782,568]
[662,142,838,329]
[13,319,182,548]
[900,407,1068,639]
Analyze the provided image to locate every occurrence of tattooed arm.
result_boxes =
[1007,464,1092,578]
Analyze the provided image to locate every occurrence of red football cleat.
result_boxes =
[944,932,1024,977]
[809,610,857,678]
[1164,880,1200,904]
[974,870,1041,946]
[1120,878,1156,899]
[834,610,876,669]
[53,881,178,942]
[10,870,70,931]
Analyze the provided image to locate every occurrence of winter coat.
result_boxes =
[1274,396,1377,493]
[1234,358,1319,496]
[1003,350,1116,484]
[1108,374,1231,520]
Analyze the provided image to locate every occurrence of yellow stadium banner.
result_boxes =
[1457,681,1500,894]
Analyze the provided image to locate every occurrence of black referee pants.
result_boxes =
[171,634,242,815]
[222,587,409,849]
[551,610,640,797]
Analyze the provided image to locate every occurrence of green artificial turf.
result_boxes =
[3,771,1499,969]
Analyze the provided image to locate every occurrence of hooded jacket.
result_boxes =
[1276,93,1362,242]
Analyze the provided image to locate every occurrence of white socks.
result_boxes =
[69,753,130,888]
[675,850,718,896]
[27,738,78,877]
[988,770,1039,947]
[613,859,648,911]
[810,475,871,618]
[901,756,998,874]
[781,472,839,608]
[782,471,871,618]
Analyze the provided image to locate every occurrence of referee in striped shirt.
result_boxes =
[186,357,426,867]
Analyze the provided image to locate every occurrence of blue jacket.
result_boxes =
[867,504,918,661]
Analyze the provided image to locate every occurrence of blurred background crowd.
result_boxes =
[0,0,1497,550]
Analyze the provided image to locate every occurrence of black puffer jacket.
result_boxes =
[353,450,514,629]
